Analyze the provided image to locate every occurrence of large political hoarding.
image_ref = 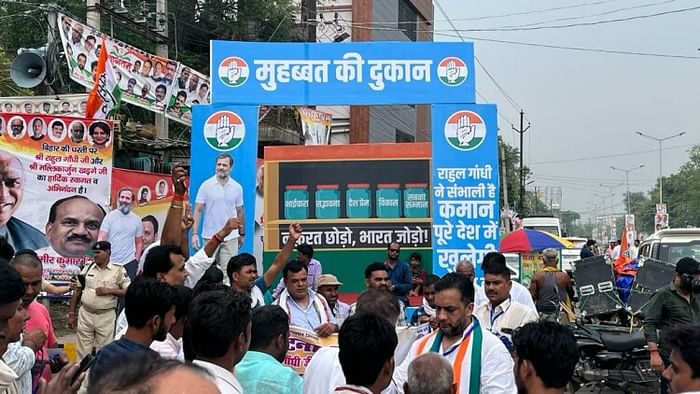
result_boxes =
[0,113,113,281]
[210,41,475,105]
[58,13,210,125]
[431,104,500,280]
[264,144,432,291]
[111,169,174,237]
[189,105,259,254]
[0,94,89,117]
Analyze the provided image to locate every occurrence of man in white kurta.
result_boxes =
[392,273,516,393]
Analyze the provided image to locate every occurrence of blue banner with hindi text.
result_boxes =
[431,104,500,281]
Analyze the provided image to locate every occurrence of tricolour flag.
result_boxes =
[86,37,122,119]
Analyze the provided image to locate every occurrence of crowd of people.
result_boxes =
[1,165,700,394]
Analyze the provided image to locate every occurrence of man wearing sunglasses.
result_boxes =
[385,242,413,306]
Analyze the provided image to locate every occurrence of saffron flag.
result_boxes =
[614,226,636,276]
[86,37,121,119]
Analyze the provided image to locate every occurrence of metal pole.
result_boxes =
[519,124,524,213]
[611,165,644,215]
[512,110,530,214]
[659,139,663,205]
[86,0,100,30]
[626,171,630,214]
[636,131,685,205]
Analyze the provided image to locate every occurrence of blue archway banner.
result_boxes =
[210,41,475,105]
[198,40,500,282]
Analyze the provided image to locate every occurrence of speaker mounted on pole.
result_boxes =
[10,47,47,89]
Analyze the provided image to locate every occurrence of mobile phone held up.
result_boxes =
[70,353,94,385]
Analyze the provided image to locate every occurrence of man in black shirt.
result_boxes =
[643,257,700,393]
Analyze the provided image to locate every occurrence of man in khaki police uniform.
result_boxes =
[68,241,130,358]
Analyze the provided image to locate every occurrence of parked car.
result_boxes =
[638,228,700,264]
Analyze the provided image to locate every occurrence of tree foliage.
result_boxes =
[183,0,300,71]
[499,138,530,211]
[0,48,33,97]
[623,144,700,235]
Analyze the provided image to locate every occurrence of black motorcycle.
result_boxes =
[568,321,659,393]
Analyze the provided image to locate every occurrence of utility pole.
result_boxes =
[155,0,169,139]
[41,7,59,96]
[301,0,317,42]
[86,0,101,30]
[635,131,686,205]
[512,110,530,214]
[499,141,511,233]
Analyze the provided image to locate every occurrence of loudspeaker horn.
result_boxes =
[10,48,47,88]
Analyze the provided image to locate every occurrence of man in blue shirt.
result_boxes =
[273,261,337,336]
[236,305,302,393]
[580,239,596,259]
[89,278,177,383]
[385,242,413,305]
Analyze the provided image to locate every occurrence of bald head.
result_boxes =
[455,259,475,283]
[405,353,455,394]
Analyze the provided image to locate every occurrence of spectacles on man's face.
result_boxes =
[389,249,400,253]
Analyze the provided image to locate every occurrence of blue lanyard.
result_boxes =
[489,307,504,328]
[435,323,476,357]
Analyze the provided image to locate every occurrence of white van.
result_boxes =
[521,216,562,237]
[638,228,700,264]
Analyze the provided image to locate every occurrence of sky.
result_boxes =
[434,0,700,221]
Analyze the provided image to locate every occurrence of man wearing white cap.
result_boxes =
[316,274,350,327]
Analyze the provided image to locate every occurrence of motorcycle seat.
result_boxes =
[600,331,647,352]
